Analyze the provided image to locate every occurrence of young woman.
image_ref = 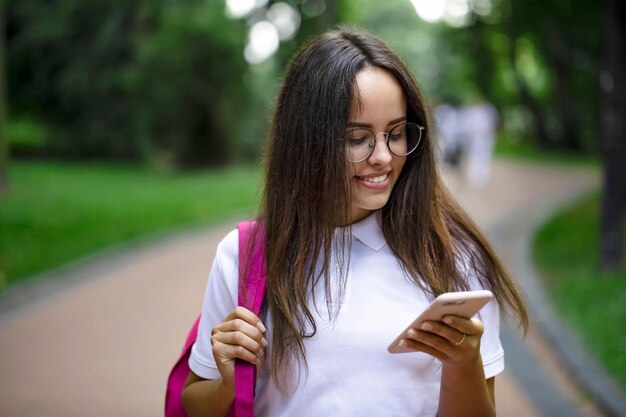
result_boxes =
[182,27,528,417]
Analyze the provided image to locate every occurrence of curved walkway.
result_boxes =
[0,157,616,416]
[443,159,622,417]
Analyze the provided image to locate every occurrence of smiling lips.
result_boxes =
[360,173,388,183]
[356,173,390,188]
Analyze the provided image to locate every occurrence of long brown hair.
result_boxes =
[255,26,528,390]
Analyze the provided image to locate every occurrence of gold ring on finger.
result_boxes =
[453,333,466,346]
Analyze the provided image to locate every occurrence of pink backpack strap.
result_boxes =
[235,221,267,417]
[164,222,266,417]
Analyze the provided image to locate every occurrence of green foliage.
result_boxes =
[6,0,609,165]
[495,134,600,166]
[5,116,48,154]
[7,0,139,158]
[343,0,605,153]
[503,0,602,151]
[6,0,267,167]
[130,2,260,167]
[534,192,626,391]
[0,161,262,290]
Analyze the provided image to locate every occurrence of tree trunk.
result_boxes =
[0,7,9,194]
[545,18,581,151]
[599,0,625,271]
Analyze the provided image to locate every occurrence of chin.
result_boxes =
[355,198,390,212]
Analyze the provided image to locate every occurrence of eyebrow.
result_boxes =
[347,116,407,128]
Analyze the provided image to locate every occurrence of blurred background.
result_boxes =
[0,0,624,416]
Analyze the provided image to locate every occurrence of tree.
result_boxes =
[6,0,263,168]
[0,5,7,193]
[478,0,603,151]
[131,1,254,167]
[7,0,141,159]
[599,0,625,270]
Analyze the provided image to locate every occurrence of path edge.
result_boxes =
[0,212,248,324]
[490,185,626,417]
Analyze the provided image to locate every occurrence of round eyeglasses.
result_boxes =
[343,122,424,163]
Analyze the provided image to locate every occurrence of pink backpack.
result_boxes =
[165,221,267,417]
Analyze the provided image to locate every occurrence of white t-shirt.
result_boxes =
[189,213,504,417]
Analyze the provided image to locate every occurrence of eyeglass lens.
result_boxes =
[345,122,422,162]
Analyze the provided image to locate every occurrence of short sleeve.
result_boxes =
[188,229,240,380]
[476,297,504,378]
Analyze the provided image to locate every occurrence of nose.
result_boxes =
[368,133,393,164]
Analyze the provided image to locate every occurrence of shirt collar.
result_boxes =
[349,212,387,252]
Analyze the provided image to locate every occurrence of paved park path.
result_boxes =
[0,157,604,417]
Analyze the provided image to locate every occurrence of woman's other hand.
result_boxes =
[211,306,268,390]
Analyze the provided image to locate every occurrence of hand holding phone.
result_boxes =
[387,290,493,354]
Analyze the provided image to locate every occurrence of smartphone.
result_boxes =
[387,290,493,354]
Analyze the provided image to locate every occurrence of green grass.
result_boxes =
[495,135,600,167]
[0,161,263,290]
[533,192,626,391]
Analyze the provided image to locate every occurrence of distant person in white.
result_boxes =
[459,100,499,188]
[433,103,462,168]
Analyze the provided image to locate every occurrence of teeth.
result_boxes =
[361,174,387,183]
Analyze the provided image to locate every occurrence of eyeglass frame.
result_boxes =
[342,121,425,163]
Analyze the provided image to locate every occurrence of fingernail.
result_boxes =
[257,321,266,333]
[399,340,406,347]
[261,337,268,347]
[443,317,453,325]
[421,322,433,331]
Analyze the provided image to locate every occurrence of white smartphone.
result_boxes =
[387,290,494,354]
